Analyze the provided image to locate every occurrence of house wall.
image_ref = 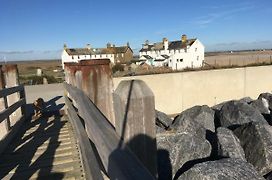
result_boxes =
[113,65,272,115]
[170,40,204,70]
[61,50,115,68]
[114,49,133,64]
[90,54,114,63]
[61,50,77,68]
[139,39,205,70]
[123,48,133,64]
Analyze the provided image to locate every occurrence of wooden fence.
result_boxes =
[0,85,26,155]
[64,60,157,179]
[64,83,155,179]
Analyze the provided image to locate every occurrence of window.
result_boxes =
[197,56,199,61]
[100,54,102,58]
[85,55,86,58]
[78,56,80,59]
[177,59,179,62]
[72,56,74,59]
[169,59,172,62]
[195,48,197,52]
[180,59,183,62]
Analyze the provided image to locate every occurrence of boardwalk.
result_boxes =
[0,113,85,179]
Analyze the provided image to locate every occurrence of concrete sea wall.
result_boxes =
[113,65,272,115]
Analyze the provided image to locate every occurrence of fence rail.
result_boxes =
[0,85,26,155]
[64,82,155,180]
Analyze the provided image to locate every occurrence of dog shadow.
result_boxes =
[25,96,65,119]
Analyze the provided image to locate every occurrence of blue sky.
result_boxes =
[0,0,272,60]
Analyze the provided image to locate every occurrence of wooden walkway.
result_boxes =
[0,114,85,180]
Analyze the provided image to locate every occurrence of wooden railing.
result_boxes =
[64,83,155,180]
[0,85,26,154]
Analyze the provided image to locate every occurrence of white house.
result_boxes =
[139,35,204,70]
[61,43,133,69]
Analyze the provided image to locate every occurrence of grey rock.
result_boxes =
[233,122,272,176]
[157,132,211,178]
[216,127,246,160]
[212,101,227,111]
[250,98,270,115]
[212,97,252,112]
[155,110,172,132]
[219,100,267,128]
[177,158,264,180]
[239,96,253,104]
[258,93,272,109]
[171,105,215,132]
[170,117,206,139]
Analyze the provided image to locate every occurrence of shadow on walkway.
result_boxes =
[0,96,66,179]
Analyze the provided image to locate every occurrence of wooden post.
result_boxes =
[64,62,78,87]
[79,60,115,126]
[113,80,157,177]
[2,65,21,127]
[0,65,9,139]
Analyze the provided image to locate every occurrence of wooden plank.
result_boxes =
[64,83,155,180]
[0,98,25,124]
[65,95,103,180]
[3,95,11,131]
[0,115,25,155]
[0,85,24,98]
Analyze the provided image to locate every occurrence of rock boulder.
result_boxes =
[250,98,270,115]
[233,122,272,176]
[219,100,267,128]
[157,132,211,178]
[216,127,245,160]
[155,110,172,133]
[258,93,272,109]
[171,105,215,132]
[177,158,264,180]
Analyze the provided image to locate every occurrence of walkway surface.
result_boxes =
[0,113,85,179]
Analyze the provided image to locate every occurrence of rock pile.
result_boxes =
[156,93,272,180]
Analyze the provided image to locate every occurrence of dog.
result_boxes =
[33,98,45,117]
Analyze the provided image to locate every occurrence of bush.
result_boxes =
[20,75,59,85]
[112,63,124,73]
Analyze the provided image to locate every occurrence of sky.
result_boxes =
[0,0,272,61]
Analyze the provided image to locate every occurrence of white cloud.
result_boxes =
[194,3,254,26]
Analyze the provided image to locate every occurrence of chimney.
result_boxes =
[107,42,111,48]
[145,40,149,45]
[127,42,130,47]
[182,34,187,44]
[113,44,116,47]
[63,43,67,49]
[163,38,168,50]
[86,44,91,50]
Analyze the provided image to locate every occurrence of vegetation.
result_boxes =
[20,75,61,85]
[112,63,124,73]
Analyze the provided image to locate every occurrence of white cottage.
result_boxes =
[139,35,204,70]
[61,43,133,69]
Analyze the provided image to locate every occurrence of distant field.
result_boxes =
[0,59,64,85]
[1,50,272,84]
[205,50,272,67]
